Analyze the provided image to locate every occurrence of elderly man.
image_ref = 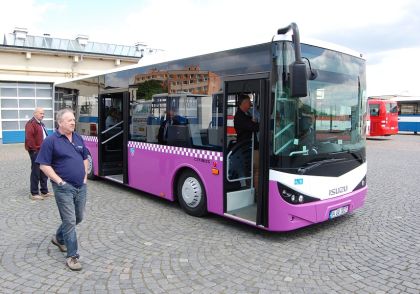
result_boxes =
[24,107,52,200]
[37,108,89,271]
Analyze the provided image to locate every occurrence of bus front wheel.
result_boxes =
[177,170,207,217]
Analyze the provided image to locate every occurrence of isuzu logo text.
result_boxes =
[329,185,348,196]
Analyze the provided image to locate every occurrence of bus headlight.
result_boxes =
[353,176,367,191]
[298,195,304,203]
[278,183,320,205]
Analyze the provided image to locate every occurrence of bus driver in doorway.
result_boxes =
[234,94,260,195]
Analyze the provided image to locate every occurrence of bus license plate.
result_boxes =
[329,206,349,219]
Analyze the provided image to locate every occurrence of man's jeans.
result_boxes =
[52,182,87,258]
[29,151,48,195]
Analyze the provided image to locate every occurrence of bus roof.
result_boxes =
[152,92,209,98]
[274,35,364,60]
[368,98,397,103]
[391,96,420,102]
[55,36,364,86]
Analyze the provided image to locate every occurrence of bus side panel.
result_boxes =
[398,115,420,132]
[267,181,367,231]
[126,142,224,215]
[82,136,99,176]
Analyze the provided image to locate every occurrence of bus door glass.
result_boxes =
[98,91,129,182]
[386,102,399,130]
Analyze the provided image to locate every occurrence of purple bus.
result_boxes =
[54,24,367,231]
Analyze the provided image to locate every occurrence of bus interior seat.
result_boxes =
[167,125,192,147]
[189,124,203,146]
[227,139,252,180]
[226,139,252,191]
[208,127,223,146]
[227,139,237,152]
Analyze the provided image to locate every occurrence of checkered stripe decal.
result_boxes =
[81,135,98,142]
[128,141,223,162]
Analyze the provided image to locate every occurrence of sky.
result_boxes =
[1,0,419,97]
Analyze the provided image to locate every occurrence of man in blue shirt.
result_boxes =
[36,108,89,271]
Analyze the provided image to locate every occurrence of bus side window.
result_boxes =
[369,104,379,117]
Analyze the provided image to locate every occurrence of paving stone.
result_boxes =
[0,137,419,292]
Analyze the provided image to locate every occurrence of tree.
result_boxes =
[136,80,168,100]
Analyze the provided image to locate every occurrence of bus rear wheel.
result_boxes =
[87,153,96,180]
[177,170,207,217]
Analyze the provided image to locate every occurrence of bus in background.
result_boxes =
[54,23,367,232]
[393,96,420,134]
[367,98,398,136]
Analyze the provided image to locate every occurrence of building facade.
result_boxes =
[0,28,143,143]
[130,65,221,99]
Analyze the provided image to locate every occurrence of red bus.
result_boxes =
[367,98,398,136]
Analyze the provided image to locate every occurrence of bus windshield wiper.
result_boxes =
[346,149,364,163]
[331,149,364,164]
[297,158,346,175]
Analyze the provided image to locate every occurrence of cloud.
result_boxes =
[0,0,64,35]
[312,0,420,55]
[1,0,419,96]
[367,47,420,96]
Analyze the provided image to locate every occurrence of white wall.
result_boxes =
[0,50,138,83]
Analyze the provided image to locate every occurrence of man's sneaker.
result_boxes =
[66,256,82,271]
[51,236,67,252]
[30,194,44,200]
[41,192,54,198]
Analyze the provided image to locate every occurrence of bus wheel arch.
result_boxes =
[175,168,208,217]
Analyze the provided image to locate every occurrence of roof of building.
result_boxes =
[1,29,143,58]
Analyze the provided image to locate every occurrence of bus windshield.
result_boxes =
[272,42,367,170]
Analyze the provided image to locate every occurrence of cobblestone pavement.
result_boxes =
[0,134,419,294]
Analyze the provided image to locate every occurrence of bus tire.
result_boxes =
[177,170,207,217]
[87,153,96,180]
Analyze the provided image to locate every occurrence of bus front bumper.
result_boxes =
[268,181,367,231]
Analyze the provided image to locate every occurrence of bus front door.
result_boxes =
[224,76,269,227]
[98,91,129,184]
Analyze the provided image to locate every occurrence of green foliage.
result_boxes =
[136,80,168,100]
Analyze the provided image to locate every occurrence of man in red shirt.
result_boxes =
[25,107,52,200]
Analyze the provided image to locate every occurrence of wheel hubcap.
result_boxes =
[181,177,202,208]
[87,155,93,174]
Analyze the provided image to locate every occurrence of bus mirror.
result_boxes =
[290,61,308,97]
[308,68,318,80]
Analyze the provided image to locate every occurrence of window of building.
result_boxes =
[19,99,36,108]
[1,99,18,108]
[0,82,53,133]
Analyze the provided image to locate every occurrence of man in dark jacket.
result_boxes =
[157,109,181,144]
[25,107,52,200]
[234,94,260,193]
[234,94,259,147]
